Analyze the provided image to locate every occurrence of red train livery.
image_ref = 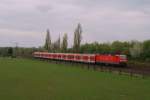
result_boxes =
[33,52,127,66]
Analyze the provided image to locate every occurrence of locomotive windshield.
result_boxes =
[120,55,127,59]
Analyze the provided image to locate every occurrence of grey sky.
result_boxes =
[0,0,150,47]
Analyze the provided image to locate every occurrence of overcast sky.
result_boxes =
[0,0,150,47]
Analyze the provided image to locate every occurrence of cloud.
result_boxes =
[0,0,150,47]
[36,4,53,13]
[0,28,44,47]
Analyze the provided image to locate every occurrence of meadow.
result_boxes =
[0,58,150,100]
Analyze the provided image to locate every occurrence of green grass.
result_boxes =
[0,58,150,100]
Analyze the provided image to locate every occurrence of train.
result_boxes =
[33,52,127,67]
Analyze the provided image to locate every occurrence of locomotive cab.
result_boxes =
[118,55,127,67]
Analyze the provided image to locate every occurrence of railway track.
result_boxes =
[92,64,150,78]
[36,58,150,78]
[72,62,150,78]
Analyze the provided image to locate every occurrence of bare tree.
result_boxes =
[61,33,68,52]
[44,29,51,52]
[53,36,61,52]
[57,36,61,51]
[73,23,82,52]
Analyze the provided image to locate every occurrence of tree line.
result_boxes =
[0,47,37,58]
[80,40,150,61]
[42,23,150,62]
[43,23,82,53]
[0,23,150,62]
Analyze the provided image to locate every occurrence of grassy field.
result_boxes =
[0,58,150,100]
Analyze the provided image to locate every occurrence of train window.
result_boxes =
[83,56,88,60]
[76,56,81,59]
[90,56,95,60]
[58,55,61,58]
[63,55,66,58]
[68,55,74,59]
[120,55,127,59]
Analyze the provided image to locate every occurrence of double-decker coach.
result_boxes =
[33,52,127,66]
[33,52,96,63]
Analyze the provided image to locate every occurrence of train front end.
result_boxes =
[118,55,128,66]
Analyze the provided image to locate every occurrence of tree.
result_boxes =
[129,41,143,58]
[142,40,150,61]
[7,47,13,57]
[73,23,82,53]
[53,36,61,52]
[44,29,51,52]
[61,33,68,52]
[57,36,61,51]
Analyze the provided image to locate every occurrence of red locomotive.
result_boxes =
[33,52,127,66]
